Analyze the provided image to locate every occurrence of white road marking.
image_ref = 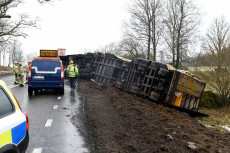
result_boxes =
[45,119,53,127]
[32,148,43,153]
[53,105,59,110]
[57,96,62,100]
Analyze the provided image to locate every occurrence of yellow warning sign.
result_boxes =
[40,50,58,57]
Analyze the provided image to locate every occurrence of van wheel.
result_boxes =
[34,89,38,95]
[28,88,33,97]
[59,88,64,95]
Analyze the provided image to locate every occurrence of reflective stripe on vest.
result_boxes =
[68,65,78,78]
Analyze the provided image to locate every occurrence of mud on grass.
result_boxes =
[79,80,230,153]
[199,107,230,133]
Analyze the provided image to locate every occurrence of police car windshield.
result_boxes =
[32,59,60,71]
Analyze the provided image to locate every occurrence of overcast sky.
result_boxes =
[9,0,230,55]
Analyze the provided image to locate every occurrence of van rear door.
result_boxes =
[31,59,61,81]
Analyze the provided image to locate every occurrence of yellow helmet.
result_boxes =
[69,60,74,64]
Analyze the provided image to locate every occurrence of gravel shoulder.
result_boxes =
[79,80,230,153]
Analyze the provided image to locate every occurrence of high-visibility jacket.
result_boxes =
[18,69,24,77]
[13,65,19,74]
[67,64,79,78]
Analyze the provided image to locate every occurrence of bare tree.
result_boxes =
[98,42,119,54]
[150,0,163,61]
[0,0,36,66]
[0,41,10,66]
[204,17,230,68]
[127,0,163,60]
[119,37,145,59]
[0,0,14,19]
[0,0,36,43]
[203,17,230,105]
[164,0,199,68]
[7,39,23,65]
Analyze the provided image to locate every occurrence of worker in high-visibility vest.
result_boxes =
[25,62,31,84]
[67,60,79,89]
[13,63,19,84]
[18,64,25,87]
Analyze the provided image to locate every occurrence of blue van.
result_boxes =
[27,57,64,96]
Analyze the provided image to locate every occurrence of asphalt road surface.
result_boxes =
[0,75,89,153]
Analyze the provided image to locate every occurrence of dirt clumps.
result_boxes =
[79,80,230,153]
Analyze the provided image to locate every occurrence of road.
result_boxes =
[0,75,89,153]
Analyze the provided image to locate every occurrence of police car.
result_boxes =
[27,50,64,96]
[0,80,29,153]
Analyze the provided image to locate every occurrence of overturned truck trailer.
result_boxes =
[122,59,206,112]
[141,62,171,102]
[93,53,130,86]
[61,53,206,113]
[123,58,151,94]
[165,70,206,112]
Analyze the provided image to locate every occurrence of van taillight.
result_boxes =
[23,112,29,130]
[61,65,64,80]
